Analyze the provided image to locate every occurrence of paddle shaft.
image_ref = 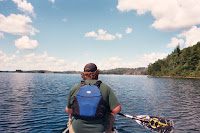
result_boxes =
[118,112,137,120]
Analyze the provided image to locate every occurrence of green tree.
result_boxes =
[147,42,200,77]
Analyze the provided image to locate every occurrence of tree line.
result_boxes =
[148,42,200,77]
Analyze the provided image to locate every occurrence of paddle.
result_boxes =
[118,113,174,133]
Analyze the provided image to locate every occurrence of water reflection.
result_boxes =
[0,73,35,132]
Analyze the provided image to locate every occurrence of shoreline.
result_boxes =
[1,71,199,79]
[147,75,200,79]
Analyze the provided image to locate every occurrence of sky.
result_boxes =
[0,0,200,71]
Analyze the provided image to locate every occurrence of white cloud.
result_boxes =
[126,28,132,34]
[0,51,17,70]
[12,0,35,16]
[66,62,79,70]
[178,26,200,47]
[98,29,107,35]
[0,14,39,36]
[116,33,122,38]
[137,52,168,66]
[15,36,38,50]
[85,29,116,40]
[97,56,143,70]
[0,51,69,71]
[167,37,184,48]
[96,29,116,40]
[85,31,97,37]
[117,0,200,31]
[0,32,4,38]
[109,56,122,62]
[49,0,55,3]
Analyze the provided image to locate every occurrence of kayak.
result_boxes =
[62,113,174,133]
[62,127,118,133]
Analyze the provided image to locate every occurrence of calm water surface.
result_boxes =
[0,73,199,133]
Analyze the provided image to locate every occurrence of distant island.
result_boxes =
[148,42,200,78]
[0,67,148,75]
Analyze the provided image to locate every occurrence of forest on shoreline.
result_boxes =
[148,42,200,78]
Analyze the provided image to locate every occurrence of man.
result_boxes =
[65,63,121,133]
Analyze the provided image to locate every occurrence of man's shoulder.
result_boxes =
[99,82,112,93]
[100,82,110,88]
[70,83,81,93]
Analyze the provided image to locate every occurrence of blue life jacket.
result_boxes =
[72,80,107,120]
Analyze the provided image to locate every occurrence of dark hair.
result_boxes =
[81,70,100,80]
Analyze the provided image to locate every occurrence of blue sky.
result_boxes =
[0,0,200,71]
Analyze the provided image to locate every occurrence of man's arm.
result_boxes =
[65,107,73,114]
[111,104,121,114]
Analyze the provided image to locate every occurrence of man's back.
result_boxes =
[67,79,120,133]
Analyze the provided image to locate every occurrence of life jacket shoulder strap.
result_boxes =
[80,80,102,88]
[81,80,86,87]
[94,80,102,88]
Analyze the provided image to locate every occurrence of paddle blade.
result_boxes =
[135,115,174,133]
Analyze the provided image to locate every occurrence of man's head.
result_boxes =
[84,63,97,72]
[81,63,100,80]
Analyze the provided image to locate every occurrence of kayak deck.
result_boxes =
[62,127,118,133]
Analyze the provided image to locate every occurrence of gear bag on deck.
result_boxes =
[72,80,107,120]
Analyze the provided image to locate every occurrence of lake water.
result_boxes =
[0,73,199,133]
